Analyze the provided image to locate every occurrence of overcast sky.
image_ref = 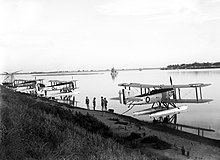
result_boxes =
[1,0,220,72]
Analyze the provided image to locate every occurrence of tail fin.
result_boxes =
[112,89,132,105]
[118,89,127,105]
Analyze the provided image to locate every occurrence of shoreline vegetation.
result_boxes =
[161,62,220,70]
[1,85,220,159]
[2,62,220,76]
[0,68,160,76]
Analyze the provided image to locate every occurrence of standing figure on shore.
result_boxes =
[85,96,90,110]
[101,96,104,111]
[104,97,108,111]
[93,97,96,110]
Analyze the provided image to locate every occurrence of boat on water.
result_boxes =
[111,67,118,75]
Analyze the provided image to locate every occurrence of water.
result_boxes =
[1,68,220,140]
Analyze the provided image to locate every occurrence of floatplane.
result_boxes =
[13,79,45,94]
[111,77,213,124]
[37,80,79,101]
[2,71,79,106]
[2,70,45,94]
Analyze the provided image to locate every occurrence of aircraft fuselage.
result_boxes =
[132,93,163,105]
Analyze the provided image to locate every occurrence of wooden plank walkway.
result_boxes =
[164,123,215,137]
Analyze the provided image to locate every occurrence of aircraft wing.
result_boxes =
[48,80,77,87]
[163,99,213,103]
[118,83,211,89]
[52,91,80,97]
[160,83,211,89]
[118,83,162,88]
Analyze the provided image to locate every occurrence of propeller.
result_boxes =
[169,76,176,100]
[3,70,22,83]
[170,76,173,85]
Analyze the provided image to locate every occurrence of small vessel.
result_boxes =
[111,67,118,75]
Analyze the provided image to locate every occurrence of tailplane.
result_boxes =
[111,88,133,105]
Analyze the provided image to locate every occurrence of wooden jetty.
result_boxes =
[164,123,215,137]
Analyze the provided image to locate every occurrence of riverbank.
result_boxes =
[161,62,220,70]
[1,85,220,160]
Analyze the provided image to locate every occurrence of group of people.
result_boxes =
[85,96,108,111]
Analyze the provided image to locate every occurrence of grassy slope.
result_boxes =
[0,86,162,160]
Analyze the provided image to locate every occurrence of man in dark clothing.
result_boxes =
[104,97,108,111]
[85,96,90,110]
[93,97,96,110]
[101,96,104,111]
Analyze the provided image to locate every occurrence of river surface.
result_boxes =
[1,68,220,140]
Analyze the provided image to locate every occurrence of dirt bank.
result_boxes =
[1,85,220,160]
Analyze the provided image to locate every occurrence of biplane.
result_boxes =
[37,80,79,100]
[111,78,212,124]
[2,71,45,94]
[14,79,44,94]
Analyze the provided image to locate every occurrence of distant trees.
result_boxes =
[162,62,220,70]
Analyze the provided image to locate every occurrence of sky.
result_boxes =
[1,0,220,73]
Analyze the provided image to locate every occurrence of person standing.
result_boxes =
[104,97,108,111]
[85,96,90,110]
[101,96,104,111]
[93,97,96,110]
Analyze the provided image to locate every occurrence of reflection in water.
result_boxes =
[110,67,118,80]
[111,72,118,80]
[168,68,220,76]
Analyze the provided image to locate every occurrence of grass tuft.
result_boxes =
[141,136,172,150]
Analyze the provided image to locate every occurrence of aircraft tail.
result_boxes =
[122,89,126,104]
[111,88,130,105]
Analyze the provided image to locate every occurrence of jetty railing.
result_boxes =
[164,123,215,137]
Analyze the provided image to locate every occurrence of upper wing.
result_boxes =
[118,83,211,89]
[48,80,77,87]
[163,99,213,103]
[161,83,211,88]
[118,83,162,88]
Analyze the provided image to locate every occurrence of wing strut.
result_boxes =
[121,103,135,115]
